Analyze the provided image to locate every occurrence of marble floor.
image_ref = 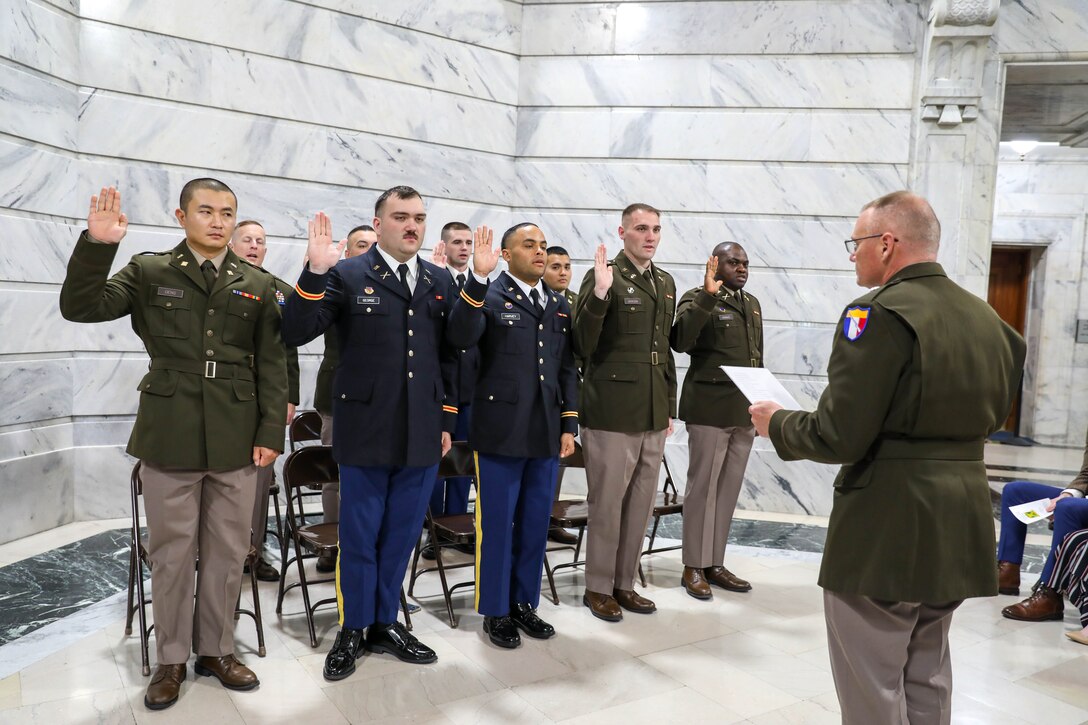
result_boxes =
[0,442,1086,724]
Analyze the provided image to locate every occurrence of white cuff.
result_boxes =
[1061,488,1085,498]
[471,270,489,285]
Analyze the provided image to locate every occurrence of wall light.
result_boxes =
[1007,139,1040,159]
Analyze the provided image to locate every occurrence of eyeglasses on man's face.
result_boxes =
[843,234,884,254]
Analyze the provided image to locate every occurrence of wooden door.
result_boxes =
[987,248,1031,432]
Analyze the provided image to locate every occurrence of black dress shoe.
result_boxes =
[483,616,521,648]
[251,557,280,582]
[316,549,337,574]
[323,627,366,682]
[420,542,437,561]
[509,603,555,639]
[366,622,437,664]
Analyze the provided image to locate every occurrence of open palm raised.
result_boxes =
[306,211,346,275]
[87,186,129,244]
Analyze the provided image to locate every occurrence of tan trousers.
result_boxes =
[682,424,754,568]
[823,590,961,725]
[141,461,257,665]
[249,464,274,552]
[581,427,666,593]
[317,412,340,522]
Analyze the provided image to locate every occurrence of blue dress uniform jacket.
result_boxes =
[447,272,580,457]
[446,272,481,411]
[281,245,458,467]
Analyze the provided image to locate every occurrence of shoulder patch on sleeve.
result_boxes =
[842,306,871,341]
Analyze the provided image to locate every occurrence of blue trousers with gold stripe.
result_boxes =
[430,404,473,515]
[474,453,559,617]
[337,464,436,629]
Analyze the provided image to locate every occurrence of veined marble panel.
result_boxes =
[519,55,915,108]
[72,445,136,521]
[71,418,134,448]
[513,159,713,211]
[742,449,836,517]
[611,1,920,56]
[79,0,330,65]
[991,214,1074,245]
[332,12,519,104]
[0,286,142,355]
[35,0,75,14]
[0,213,79,284]
[327,130,517,207]
[706,162,908,217]
[520,3,617,55]
[77,91,328,183]
[516,109,611,158]
[520,1,919,57]
[763,324,836,378]
[516,210,856,271]
[607,109,912,163]
[77,22,517,155]
[71,357,144,417]
[0,421,71,464]
[0,359,71,427]
[0,63,76,150]
[997,0,1088,57]
[307,0,522,54]
[995,162,1088,198]
[0,450,73,544]
[0,139,79,218]
[994,191,1087,217]
[0,0,79,82]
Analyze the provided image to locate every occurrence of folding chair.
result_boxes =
[542,442,589,603]
[124,462,266,676]
[637,455,684,586]
[408,442,478,628]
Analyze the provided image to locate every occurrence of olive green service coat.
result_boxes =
[573,252,677,433]
[59,233,289,470]
[769,263,1025,603]
[313,328,339,416]
[671,286,763,428]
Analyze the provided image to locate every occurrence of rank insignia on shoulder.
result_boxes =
[180,261,189,266]
[275,289,286,306]
[843,306,870,341]
[232,289,262,301]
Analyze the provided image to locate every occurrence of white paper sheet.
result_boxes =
[720,366,803,410]
[1008,498,1053,525]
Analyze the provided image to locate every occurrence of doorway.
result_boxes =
[987,247,1032,432]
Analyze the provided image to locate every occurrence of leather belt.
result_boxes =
[601,351,667,366]
[868,438,984,461]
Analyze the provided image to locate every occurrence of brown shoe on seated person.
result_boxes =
[194,654,259,691]
[1001,585,1064,621]
[548,527,580,545]
[583,590,623,622]
[613,588,656,614]
[998,560,1021,596]
[705,566,752,593]
[682,566,712,600]
[144,663,186,710]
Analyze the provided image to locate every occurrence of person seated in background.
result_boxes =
[997,432,1088,621]
[1042,527,1088,646]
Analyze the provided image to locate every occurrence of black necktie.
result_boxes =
[200,260,216,292]
[397,263,410,295]
[456,273,466,290]
[530,288,541,310]
[643,269,656,295]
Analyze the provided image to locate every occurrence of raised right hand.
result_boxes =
[87,186,129,244]
[703,255,723,295]
[431,241,448,268]
[306,212,346,275]
[472,225,499,277]
[592,243,613,299]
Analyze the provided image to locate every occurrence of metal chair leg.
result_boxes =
[250,564,267,657]
[543,553,559,605]
[400,587,413,632]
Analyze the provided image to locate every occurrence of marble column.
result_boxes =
[908,0,1003,298]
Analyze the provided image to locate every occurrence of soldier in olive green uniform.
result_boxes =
[59,182,288,711]
[671,243,762,600]
[751,192,1025,725]
[231,220,301,582]
[573,203,677,622]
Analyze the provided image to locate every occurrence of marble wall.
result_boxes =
[3,0,1088,543]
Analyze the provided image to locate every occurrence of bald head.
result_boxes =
[860,191,941,256]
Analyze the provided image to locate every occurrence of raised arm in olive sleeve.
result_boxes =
[572,267,610,359]
[59,232,139,323]
[670,288,715,353]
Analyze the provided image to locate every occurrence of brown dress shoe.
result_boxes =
[682,566,712,600]
[548,527,580,545]
[998,561,1021,596]
[705,566,752,593]
[144,663,186,710]
[194,654,259,691]
[613,588,656,614]
[1001,585,1064,622]
[583,590,623,622]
